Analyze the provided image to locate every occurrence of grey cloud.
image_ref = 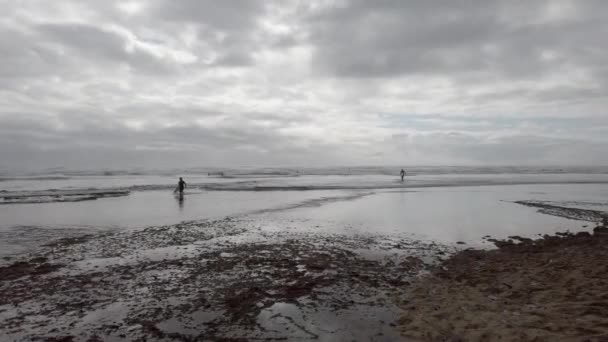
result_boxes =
[36,22,177,74]
[0,104,309,154]
[459,84,607,114]
[306,0,608,82]
[154,0,267,31]
[211,51,254,67]
[1,0,607,170]
[0,26,66,81]
[38,23,127,61]
[0,111,350,170]
[151,0,274,68]
[392,131,608,165]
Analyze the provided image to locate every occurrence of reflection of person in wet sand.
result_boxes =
[400,169,406,182]
[177,193,184,210]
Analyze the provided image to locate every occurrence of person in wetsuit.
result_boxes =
[400,169,406,182]
[176,177,187,194]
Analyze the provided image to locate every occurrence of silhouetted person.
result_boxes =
[400,169,406,182]
[175,177,187,194]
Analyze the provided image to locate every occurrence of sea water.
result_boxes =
[1,166,607,258]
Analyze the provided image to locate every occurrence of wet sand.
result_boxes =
[0,216,452,341]
[399,225,608,341]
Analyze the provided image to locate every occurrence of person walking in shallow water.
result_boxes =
[400,169,406,182]
[175,177,187,194]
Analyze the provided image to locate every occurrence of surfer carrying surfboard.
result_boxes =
[175,177,187,194]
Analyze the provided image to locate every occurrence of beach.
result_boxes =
[1,167,608,340]
[399,226,608,341]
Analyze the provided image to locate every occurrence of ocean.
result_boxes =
[3,165,608,196]
[1,165,608,259]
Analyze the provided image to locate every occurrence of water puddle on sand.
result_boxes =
[156,309,224,336]
[255,295,404,341]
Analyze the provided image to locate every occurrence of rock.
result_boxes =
[508,236,533,243]
[0,260,64,281]
[127,324,143,332]
[490,239,515,248]
[45,337,74,342]
[593,226,608,235]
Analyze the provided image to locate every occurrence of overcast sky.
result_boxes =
[1,0,607,171]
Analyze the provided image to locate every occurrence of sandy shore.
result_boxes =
[399,225,608,341]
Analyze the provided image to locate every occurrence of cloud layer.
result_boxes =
[1,0,607,170]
